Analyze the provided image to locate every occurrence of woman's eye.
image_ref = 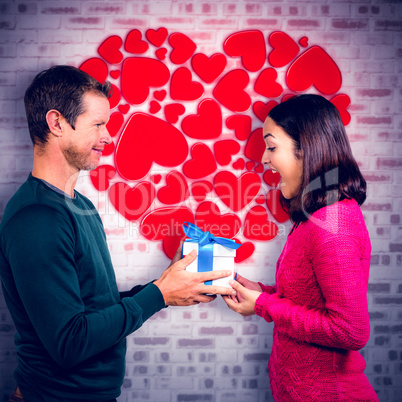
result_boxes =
[267,147,275,152]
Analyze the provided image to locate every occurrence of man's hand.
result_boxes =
[154,250,237,306]
[222,279,262,317]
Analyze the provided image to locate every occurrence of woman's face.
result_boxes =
[261,117,303,199]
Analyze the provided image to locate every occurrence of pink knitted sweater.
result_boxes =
[255,199,378,401]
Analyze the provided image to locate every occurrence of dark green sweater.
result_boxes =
[0,174,165,401]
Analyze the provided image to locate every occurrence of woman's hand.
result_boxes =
[222,278,262,317]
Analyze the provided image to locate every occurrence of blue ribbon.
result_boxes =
[183,222,241,285]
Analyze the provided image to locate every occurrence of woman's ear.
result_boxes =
[46,110,63,137]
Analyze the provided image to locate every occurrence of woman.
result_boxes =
[223,95,378,401]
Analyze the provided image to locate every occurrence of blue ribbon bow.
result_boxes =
[183,222,241,285]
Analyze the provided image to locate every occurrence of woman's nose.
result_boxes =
[261,149,270,165]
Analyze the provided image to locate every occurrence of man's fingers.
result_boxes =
[198,284,236,296]
[173,249,197,270]
[199,269,232,282]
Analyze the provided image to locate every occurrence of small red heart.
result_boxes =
[286,46,342,95]
[214,171,261,212]
[98,35,123,64]
[213,69,251,113]
[268,31,299,68]
[254,68,283,98]
[109,181,156,221]
[118,104,130,114]
[110,70,120,79]
[149,100,161,114]
[150,174,162,184]
[190,181,213,202]
[169,32,197,64]
[102,142,115,156]
[80,58,108,84]
[170,67,204,101]
[255,163,264,173]
[266,189,289,223]
[191,53,227,84]
[164,103,185,124]
[244,206,279,241]
[90,165,116,191]
[158,171,189,205]
[232,158,245,171]
[146,27,168,47]
[226,115,251,141]
[214,140,240,166]
[106,112,124,137]
[224,30,266,72]
[195,201,241,238]
[155,48,167,60]
[182,99,221,139]
[255,194,265,204]
[125,29,149,54]
[253,100,278,122]
[183,143,217,179]
[263,170,281,187]
[234,239,255,263]
[330,93,351,126]
[108,84,121,109]
[154,90,167,101]
[299,36,308,48]
[140,207,194,259]
[245,128,265,163]
[246,161,255,171]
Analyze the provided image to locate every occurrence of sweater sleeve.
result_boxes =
[258,282,276,294]
[255,226,371,351]
[3,205,165,369]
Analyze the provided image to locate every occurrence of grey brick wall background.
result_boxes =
[1,0,401,401]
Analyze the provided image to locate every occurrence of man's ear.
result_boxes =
[46,110,64,137]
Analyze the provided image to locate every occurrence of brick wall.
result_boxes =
[1,0,401,401]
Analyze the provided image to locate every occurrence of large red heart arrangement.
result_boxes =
[83,29,350,261]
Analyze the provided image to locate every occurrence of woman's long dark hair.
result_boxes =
[268,94,366,223]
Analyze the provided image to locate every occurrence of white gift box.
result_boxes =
[182,241,236,288]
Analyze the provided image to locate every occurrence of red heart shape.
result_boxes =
[169,32,197,64]
[191,53,227,84]
[226,115,251,141]
[268,31,299,68]
[150,174,162,184]
[263,170,281,187]
[224,30,266,72]
[106,112,124,137]
[255,194,265,204]
[109,181,156,221]
[80,58,108,84]
[183,143,217,179]
[170,67,204,101]
[245,128,265,163]
[246,161,255,171]
[158,171,189,205]
[146,27,168,47]
[214,140,240,166]
[213,69,251,112]
[90,165,116,191]
[149,100,161,114]
[154,90,167,101]
[286,46,342,95]
[118,104,130,114]
[234,239,255,263]
[330,93,351,126]
[155,48,167,60]
[299,36,308,48]
[190,181,213,202]
[181,99,221,139]
[164,103,185,124]
[108,84,121,109]
[110,70,120,79]
[102,142,115,157]
[140,207,194,259]
[214,171,261,212]
[98,35,123,64]
[115,113,188,181]
[253,100,278,122]
[195,201,241,238]
[125,29,149,54]
[232,158,245,171]
[121,57,170,105]
[255,164,264,173]
[266,189,289,223]
[254,68,283,98]
[244,206,279,241]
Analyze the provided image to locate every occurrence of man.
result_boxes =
[0,65,235,402]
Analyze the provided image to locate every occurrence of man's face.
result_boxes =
[60,91,111,172]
